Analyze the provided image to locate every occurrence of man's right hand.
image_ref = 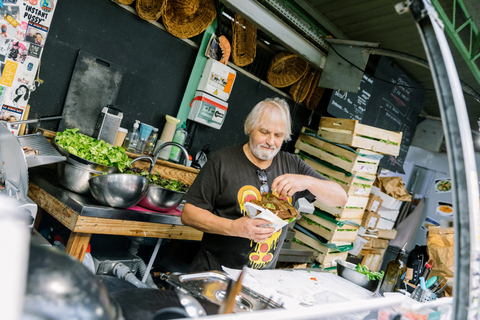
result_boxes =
[232,216,276,243]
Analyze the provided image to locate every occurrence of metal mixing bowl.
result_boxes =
[138,185,185,212]
[336,260,380,292]
[89,174,150,208]
[57,161,105,195]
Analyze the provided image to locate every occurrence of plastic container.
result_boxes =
[114,127,128,147]
[169,122,187,162]
[156,115,180,160]
[52,235,66,251]
[135,123,154,154]
[143,127,159,156]
[125,120,140,153]
[82,243,96,274]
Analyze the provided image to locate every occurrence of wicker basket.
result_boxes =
[231,13,257,67]
[289,66,317,103]
[306,70,325,110]
[163,0,216,39]
[115,0,135,5]
[267,52,308,88]
[136,0,166,21]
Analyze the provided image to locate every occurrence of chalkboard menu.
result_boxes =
[328,56,424,173]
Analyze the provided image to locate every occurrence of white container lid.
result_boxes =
[117,127,128,133]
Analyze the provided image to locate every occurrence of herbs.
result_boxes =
[56,128,132,171]
[354,264,384,281]
[125,167,189,193]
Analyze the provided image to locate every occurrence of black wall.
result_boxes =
[29,0,321,157]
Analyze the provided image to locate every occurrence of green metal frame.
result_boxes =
[431,0,480,85]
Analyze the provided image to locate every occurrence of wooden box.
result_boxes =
[293,230,349,268]
[301,156,375,197]
[297,212,360,242]
[377,228,398,240]
[295,128,381,175]
[318,117,402,156]
[361,210,381,230]
[359,248,386,272]
[363,237,389,249]
[314,195,369,219]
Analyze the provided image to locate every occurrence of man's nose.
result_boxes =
[265,134,275,145]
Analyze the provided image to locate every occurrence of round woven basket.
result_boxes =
[163,0,216,39]
[289,66,317,103]
[115,0,134,5]
[267,52,308,88]
[231,13,257,67]
[136,0,166,21]
[306,70,325,110]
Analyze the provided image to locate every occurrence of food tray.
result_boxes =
[17,133,66,168]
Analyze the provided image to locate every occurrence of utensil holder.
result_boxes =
[411,287,437,302]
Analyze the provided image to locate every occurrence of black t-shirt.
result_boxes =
[183,144,327,272]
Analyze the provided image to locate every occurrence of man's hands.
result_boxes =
[232,216,275,243]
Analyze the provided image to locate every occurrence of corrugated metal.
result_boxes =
[298,0,480,130]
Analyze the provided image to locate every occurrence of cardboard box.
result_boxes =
[363,238,389,249]
[376,217,395,230]
[361,210,381,230]
[377,228,397,240]
[370,186,402,210]
[366,194,382,213]
[377,206,400,221]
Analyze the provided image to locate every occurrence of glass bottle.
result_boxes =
[125,120,140,153]
[143,127,159,156]
[379,243,407,295]
[169,122,187,162]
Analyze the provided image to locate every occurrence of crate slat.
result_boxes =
[297,214,359,242]
[314,195,368,219]
[293,231,348,268]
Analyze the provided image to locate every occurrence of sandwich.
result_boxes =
[250,192,298,221]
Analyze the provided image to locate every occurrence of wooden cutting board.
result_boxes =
[58,50,125,136]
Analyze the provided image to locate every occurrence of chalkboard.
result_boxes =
[327,56,424,173]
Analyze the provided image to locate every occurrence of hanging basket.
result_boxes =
[289,66,318,103]
[136,0,166,21]
[267,52,308,88]
[163,0,216,39]
[231,13,257,67]
[306,70,325,110]
[115,0,135,5]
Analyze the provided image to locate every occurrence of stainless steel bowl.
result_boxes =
[57,161,104,195]
[89,174,150,208]
[138,185,185,212]
[336,260,380,292]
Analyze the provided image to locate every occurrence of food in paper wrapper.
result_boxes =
[250,192,298,220]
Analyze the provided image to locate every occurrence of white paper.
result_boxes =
[244,202,288,232]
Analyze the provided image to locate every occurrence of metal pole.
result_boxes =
[405,0,480,318]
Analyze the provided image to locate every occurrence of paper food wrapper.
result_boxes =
[244,202,288,232]
[374,176,412,201]
[427,226,454,292]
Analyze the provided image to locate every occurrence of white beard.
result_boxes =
[249,140,280,160]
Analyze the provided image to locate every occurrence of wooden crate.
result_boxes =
[297,213,360,242]
[293,230,349,268]
[301,156,375,197]
[362,238,389,249]
[318,117,402,156]
[314,195,369,219]
[295,128,381,175]
[360,248,386,272]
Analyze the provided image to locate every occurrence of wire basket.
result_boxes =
[136,0,166,21]
[231,13,257,67]
[289,66,317,103]
[305,70,325,110]
[267,52,309,88]
[115,0,135,5]
[163,0,217,38]
[411,287,437,302]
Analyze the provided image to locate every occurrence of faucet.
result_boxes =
[151,142,190,173]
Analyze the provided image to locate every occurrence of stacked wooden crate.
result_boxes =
[292,117,402,269]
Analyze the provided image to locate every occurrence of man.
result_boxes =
[182,97,347,272]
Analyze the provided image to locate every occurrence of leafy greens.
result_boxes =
[354,264,384,281]
[125,167,189,193]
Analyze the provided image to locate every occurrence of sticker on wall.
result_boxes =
[436,201,453,217]
[0,104,24,134]
[25,21,48,47]
[0,59,18,86]
[27,42,41,58]
[22,2,54,25]
[0,85,8,105]
[435,178,452,193]
[7,41,29,63]
[10,83,29,108]
[15,21,28,41]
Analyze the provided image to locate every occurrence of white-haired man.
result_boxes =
[182,97,347,272]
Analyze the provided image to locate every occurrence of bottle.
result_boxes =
[143,127,159,156]
[126,120,140,153]
[52,235,66,252]
[169,122,187,162]
[156,115,180,160]
[379,243,408,295]
[82,243,96,274]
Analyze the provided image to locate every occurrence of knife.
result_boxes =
[218,266,247,314]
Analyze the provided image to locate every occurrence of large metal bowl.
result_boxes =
[336,260,380,292]
[138,185,185,212]
[57,161,105,195]
[89,174,150,208]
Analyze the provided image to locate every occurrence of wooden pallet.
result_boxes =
[318,117,402,156]
[297,213,360,242]
[293,230,349,268]
[301,157,375,197]
[314,195,369,219]
[295,129,381,175]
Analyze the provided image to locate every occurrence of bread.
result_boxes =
[250,193,297,220]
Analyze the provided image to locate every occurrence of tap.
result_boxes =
[151,141,190,172]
